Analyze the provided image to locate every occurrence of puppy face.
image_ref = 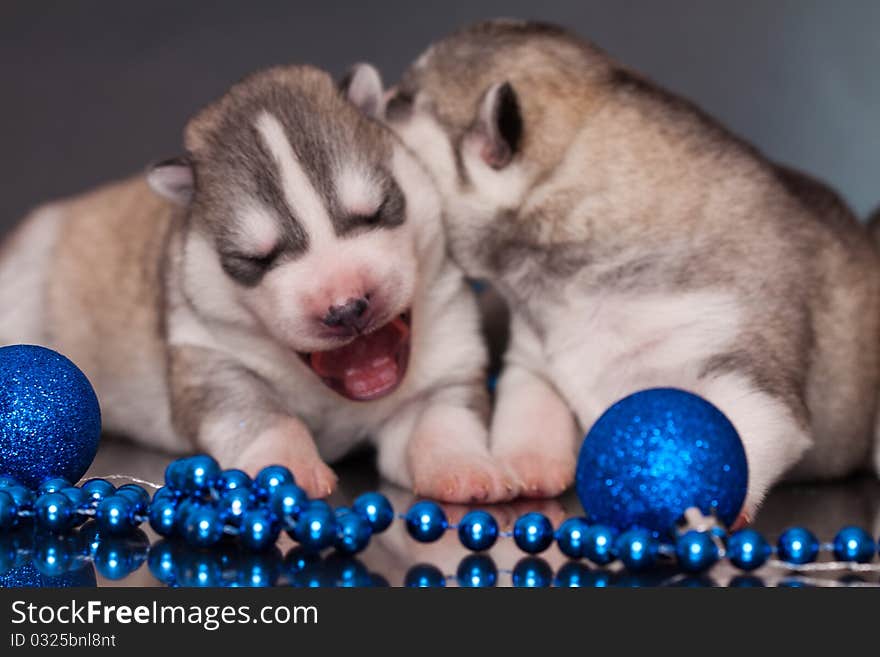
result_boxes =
[150,66,442,402]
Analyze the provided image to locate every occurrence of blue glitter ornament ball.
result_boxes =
[575,388,748,536]
[0,345,102,488]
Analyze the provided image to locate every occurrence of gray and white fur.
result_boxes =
[0,65,520,502]
[356,19,880,517]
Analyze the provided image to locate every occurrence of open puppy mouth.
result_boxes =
[299,312,411,402]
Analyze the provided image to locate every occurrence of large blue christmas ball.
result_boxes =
[0,345,102,488]
[575,388,747,537]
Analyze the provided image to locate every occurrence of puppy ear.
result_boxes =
[147,156,194,205]
[472,81,523,169]
[341,62,385,119]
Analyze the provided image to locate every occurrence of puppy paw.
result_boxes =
[410,449,519,504]
[496,450,575,499]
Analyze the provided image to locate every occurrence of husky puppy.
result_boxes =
[0,65,519,502]
[353,20,880,518]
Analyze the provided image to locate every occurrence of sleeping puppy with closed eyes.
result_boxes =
[0,64,519,502]
[347,19,880,521]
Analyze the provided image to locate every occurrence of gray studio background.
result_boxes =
[1,0,878,237]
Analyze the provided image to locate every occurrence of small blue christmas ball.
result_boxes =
[777,527,820,565]
[675,530,720,573]
[148,498,178,536]
[511,557,553,588]
[556,517,591,559]
[726,529,771,571]
[269,483,309,528]
[615,528,658,571]
[95,495,136,535]
[512,512,554,554]
[177,455,221,494]
[183,505,224,548]
[218,488,251,528]
[333,510,373,556]
[254,465,295,498]
[0,345,102,489]
[456,554,498,587]
[458,510,499,552]
[215,468,251,493]
[404,563,446,588]
[38,477,71,495]
[832,526,875,563]
[582,524,618,565]
[240,509,280,552]
[294,505,337,552]
[33,492,76,532]
[115,484,150,515]
[352,492,394,533]
[81,478,115,504]
[576,388,748,536]
[404,501,448,543]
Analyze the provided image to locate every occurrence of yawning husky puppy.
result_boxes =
[0,65,519,502]
[352,20,880,519]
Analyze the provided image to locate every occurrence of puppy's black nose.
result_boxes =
[322,296,369,330]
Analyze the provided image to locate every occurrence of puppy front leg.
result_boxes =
[375,385,519,503]
[490,362,580,498]
[169,345,336,497]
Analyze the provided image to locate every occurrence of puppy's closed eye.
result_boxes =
[220,248,280,286]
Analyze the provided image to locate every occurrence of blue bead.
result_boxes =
[0,490,19,530]
[777,527,820,565]
[576,388,748,537]
[615,528,658,571]
[554,561,594,587]
[148,498,178,537]
[95,495,136,535]
[0,345,102,489]
[404,563,446,587]
[556,517,591,558]
[218,488,250,528]
[80,478,115,505]
[5,486,34,510]
[456,554,498,587]
[294,505,337,552]
[0,475,19,488]
[512,557,553,587]
[115,484,150,515]
[181,455,221,493]
[458,510,499,551]
[240,509,280,552]
[512,512,554,554]
[254,465,295,498]
[34,492,75,532]
[581,524,618,565]
[675,530,720,573]
[269,483,308,529]
[59,486,85,508]
[215,469,251,493]
[38,477,71,495]
[163,458,189,491]
[726,529,771,571]
[173,498,199,534]
[183,506,224,548]
[405,501,448,543]
[352,492,394,533]
[334,511,372,555]
[832,526,875,563]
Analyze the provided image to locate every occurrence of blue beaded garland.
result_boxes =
[456,554,498,587]
[95,496,136,535]
[218,488,251,528]
[726,529,771,571]
[333,510,372,556]
[405,501,448,543]
[34,492,75,532]
[215,469,251,493]
[675,530,720,573]
[777,527,820,565]
[115,484,150,515]
[615,528,658,571]
[512,557,553,588]
[458,510,499,552]
[404,563,446,588]
[269,483,308,528]
[148,498,178,537]
[582,524,618,565]
[183,506,224,548]
[556,517,591,559]
[512,512,554,554]
[832,526,875,564]
[294,505,337,552]
[180,455,220,494]
[352,492,394,533]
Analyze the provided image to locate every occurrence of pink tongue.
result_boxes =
[310,318,408,400]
